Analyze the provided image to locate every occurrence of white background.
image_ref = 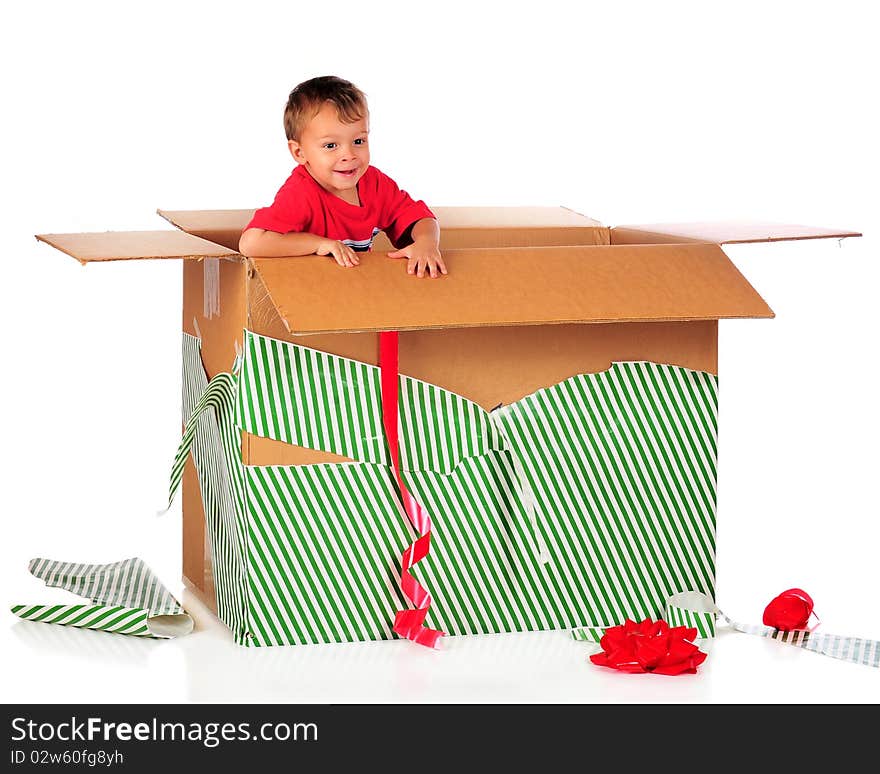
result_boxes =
[2,0,878,704]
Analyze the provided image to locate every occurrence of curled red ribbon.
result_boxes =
[380,332,444,648]
[590,618,708,675]
[762,588,816,630]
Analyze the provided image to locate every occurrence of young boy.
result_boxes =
[239,75,447,279]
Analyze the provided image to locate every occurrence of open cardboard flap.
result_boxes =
[610,221,862,245]
[158,210,253,252]
[158,206,611,252]
[35,230,238,264]
[251,242,774,335]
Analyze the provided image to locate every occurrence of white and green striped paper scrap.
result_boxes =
[11,557,193,638]
[178,334,249,644]
[717,606,880,669]
[176,330,719,646]
[571,589,717,642]
[573,591,880,669]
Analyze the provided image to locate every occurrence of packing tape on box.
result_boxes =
[572,591,880,668]
[11,557,193,639]
[203,258,220,319]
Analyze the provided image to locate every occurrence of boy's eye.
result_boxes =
[323,143,337,150]
[354,138,366,145]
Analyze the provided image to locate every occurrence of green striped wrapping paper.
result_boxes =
[571,590,717,642]
[179,336,249,643]
[175,330,718,646]
[721,619,880,668]
[11,557,193,638]
[573,591,880,668]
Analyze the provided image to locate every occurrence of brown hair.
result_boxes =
[283,75,368,141]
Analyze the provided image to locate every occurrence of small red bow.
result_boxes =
[590,618,707,675]
[762,588,816,630]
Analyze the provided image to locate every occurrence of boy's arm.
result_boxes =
[411,218,440,248]
[239,228,359,267]
[387,218,447,278]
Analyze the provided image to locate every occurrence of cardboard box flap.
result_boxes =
[158,206,611,252]
[252,242,774,335]
[435,206,604,228]
[35,230,238,264]
[610,221,862,245]
[430,206,610,248]
[158,209,252,251]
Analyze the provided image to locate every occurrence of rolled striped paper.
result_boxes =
[11,557,193,639]
[172,331,720,646]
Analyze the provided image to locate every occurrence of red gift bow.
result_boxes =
[590,618,708,675]
[762,588,816,631]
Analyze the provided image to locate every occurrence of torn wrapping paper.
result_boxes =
[573,591,880,668]
[170,330,719,647]
[716,603,880,669]
[11,557,193,639]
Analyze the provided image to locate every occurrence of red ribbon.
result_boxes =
[589,618,708,675]
[763,588,817,631]
[379,332,444,648]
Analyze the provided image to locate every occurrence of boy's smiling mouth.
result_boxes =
[334,168,358,177]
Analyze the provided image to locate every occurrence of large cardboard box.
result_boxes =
[36,208,860,646]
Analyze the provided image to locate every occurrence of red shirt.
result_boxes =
[244,164,435,250]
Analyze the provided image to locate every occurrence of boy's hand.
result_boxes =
[316,239,360,268]
[387,240,448,278]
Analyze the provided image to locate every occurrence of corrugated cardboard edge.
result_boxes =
[35,230,239,265]
[157,209,246,252]
[250,243,775,336]
[610,222,862,245]
[158,206,612,252]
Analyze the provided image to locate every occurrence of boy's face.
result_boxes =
[288,101,370,201]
